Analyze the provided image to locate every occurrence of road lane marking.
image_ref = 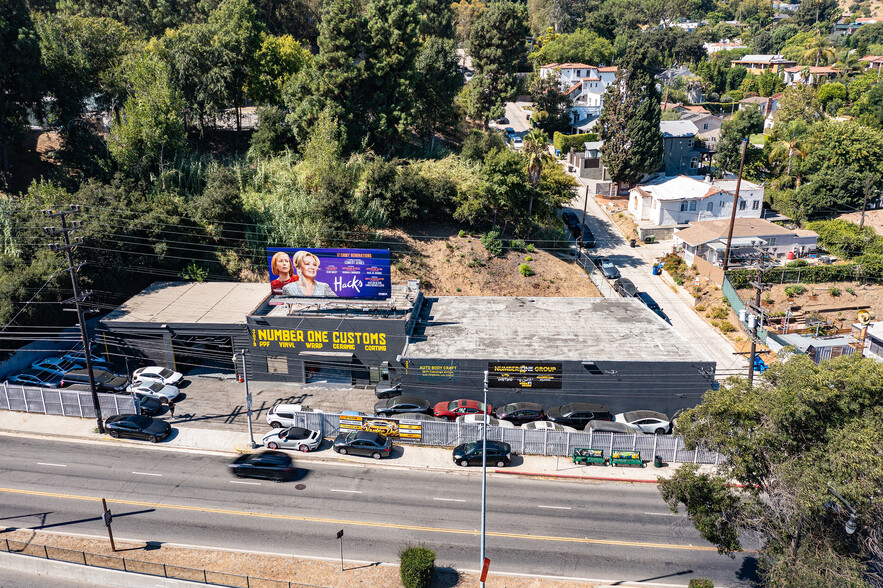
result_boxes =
[537,505,571,510]
[37,463,67,467]
[433,498,466,502]
[229,481,261,486]
[0,486,737,553]
[330,489,362,494]
[132,472,162,477]
[643,512,679,517]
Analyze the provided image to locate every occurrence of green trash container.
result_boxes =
[654,455,663,468]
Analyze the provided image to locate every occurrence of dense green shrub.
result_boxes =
[785,284,807,296]
[399,545,435,588]
[481,230,503,256]
[519,263,534,276]
[710,306,728,320]
[830,286,841,296]
[553,131,599,156]
[786,259,809,267]
[727,262,875,288]
[688,579,714,588]
[526,243,535,252]
[509,238,526,251]
[806,219,883,259]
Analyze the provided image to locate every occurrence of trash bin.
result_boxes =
[630,239,637,248]
[654,455,663,468]
[652,264,661,276]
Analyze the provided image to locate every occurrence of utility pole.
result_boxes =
[43,205,104,433]
[721,139,749,272]
[234,350,256,448]
[860,177,871,229]
[578,185,589,259]
[745,248,770,387]
[480,370,488,588]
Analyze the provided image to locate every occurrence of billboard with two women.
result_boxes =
[267,248,391,300]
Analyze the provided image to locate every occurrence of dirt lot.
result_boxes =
[2,528,600,587]
[838,209,883,236]
[386,225,599,298]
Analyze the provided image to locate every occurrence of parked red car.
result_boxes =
[433,399,493,421]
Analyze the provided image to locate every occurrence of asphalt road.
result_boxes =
[0,437,758,586]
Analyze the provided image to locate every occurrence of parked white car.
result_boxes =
[133,366,183,386]
[126,380,180,403]
[262,426,322,452]
[266,403,324,429]
[614,410,672,434]
[456,414,515,428]
[521,421,577,433]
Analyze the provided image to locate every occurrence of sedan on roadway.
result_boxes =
[262,426,322,452]
[452,440,512,467]
[133,366,183,386]
[455,414,515,428]
[614,410,673,434]
[126,379,180,403]
[333,431,393,459]
[105,414,171,443]
[433,399,492,421]
[228,451,295,482]
[596,258,620,279]
[6,368,63,388]
[521,421,577,433]
[374,395,432,417]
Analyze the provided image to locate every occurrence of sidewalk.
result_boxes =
[0,411,689,483]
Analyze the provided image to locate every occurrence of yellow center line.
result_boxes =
[0,486,722,552]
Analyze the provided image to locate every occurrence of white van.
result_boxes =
[266,403,323,428]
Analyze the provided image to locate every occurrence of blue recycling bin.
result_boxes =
[652,263,662,275]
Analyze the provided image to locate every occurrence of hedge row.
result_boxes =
[727,262,883,288]
[553,131,599,156]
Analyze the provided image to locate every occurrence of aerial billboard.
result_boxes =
[267,247,391,300]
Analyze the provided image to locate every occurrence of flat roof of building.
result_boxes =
[674,218,816,246]
[403,297,712,362]
[102,282,269,325]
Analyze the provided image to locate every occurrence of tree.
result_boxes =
[523,128,550,218]
[768,119,808,185]
[362,0,421,153]
[453,146,529,232]
[208,0,265,133]
[451,0,486,48]
[771,84,823,130]
[413,36,463,152]
[597,40,663,190]
[466,1,527,127]
[247,34,310,106]
[792,0,840,27]
[0,0,42,188]
[284,0,364,150]
[817,82,847,111]
[107,52,186,179]
[529,74,573,134]
[417,0,455,39]
[802,31,835,67]
[659,354,883,587]
[529,28,614,66]
[57,0,204,38]
[714,105,763,174]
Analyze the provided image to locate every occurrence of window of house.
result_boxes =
[703,123,708,130]
[752,200,760,210]
[707,202,714,212]
[767,237,777,247]
[690,157,699,169]
[680,201,689,211]
[688,139,694,148]
[267,357,288,374]
[738,200,746,210]
[689,201,697,211]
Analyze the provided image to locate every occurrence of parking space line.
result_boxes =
[537,505,571,510]
[330,489,362,494]
[132,472,163,477]
[229,481,261,486]
[37,463,67,467]
[433,498,466,502]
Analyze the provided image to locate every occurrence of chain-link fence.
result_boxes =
[0,538,328,588]
[576,254,618,298]
[297,412,721,465]
[0,382,135,417]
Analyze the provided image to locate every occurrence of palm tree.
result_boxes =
[803,31,835,67]
[523,128,550,218]
[769,120,808,187]
[833,48,861,79]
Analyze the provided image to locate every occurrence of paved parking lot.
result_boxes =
[164,374,377,432]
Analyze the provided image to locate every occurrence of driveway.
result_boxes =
[564,178,747,377]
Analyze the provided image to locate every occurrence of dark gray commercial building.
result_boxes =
[99,282,715,415]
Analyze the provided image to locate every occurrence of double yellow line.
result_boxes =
[0,486,721,552]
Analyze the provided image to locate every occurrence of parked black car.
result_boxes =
[613,277,639,297]
[546,403,613,429]
[494,402,545,426]
[105,414,171,442]
[562,210,579,229]
[579,224,596,248]
[134,393,164,416]
[373,379,402,399]
[333,431,393,459]
[61,368,128,392]
[373,395,432,416]
[637,292,671,324]
[452,440,512,467]
[6,368,63,388]
[228,451,295,482]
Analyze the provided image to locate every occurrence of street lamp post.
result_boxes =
[828,486,859,535]
[480,370,488,587]
[233,350,257,448]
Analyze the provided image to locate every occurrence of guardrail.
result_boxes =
[0,382,135,417]
[0,538,328,588]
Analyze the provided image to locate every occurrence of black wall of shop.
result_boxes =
[400,358,716,416]
[244,314,409,384]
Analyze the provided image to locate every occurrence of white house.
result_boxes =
[539,63,596,90]
[629,174,765,227]
[673,218,818,266]
[540,63,618,127]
